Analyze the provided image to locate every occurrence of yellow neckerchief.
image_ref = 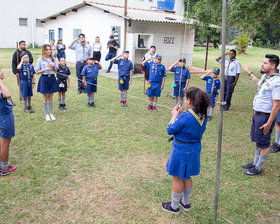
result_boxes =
[23,63,31,81]
[187,108,205,127]
[257,72,280,89]
[211,76,218,94]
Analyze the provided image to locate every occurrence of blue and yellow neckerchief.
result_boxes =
[23,63,31,81]
[187,108,205,127]
[211,77,218,94]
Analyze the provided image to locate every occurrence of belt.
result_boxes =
[254,111,270,116]
[168,136,187,144]
[42,74,54,77]
[77,60,86,63]
[225,75,235,78]
[121,76,128,78]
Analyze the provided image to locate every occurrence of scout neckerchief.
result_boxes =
[187,108,205,127]
[256,73,279,95]
[80,41,86,59]
[225,58,236,75]
[24,63,31,81]
[211,76,218,95]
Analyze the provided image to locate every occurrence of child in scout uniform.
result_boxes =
[0,69,17,176]
[17,54,36,113]
[162,87,210,214]
[142,55,166,111]
[57,58,71,110]
[200,67,221,120]
[111,50,133,107]
[81,57,102,107]
[167,58,191,106]
[35,44,59,121]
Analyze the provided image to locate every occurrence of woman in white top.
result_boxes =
[92,36,102,62]
[49,39,57,58]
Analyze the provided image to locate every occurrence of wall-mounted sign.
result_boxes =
[164,37,175,44]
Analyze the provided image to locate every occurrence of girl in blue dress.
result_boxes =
[162,87,210,214]
[35,44,59,121]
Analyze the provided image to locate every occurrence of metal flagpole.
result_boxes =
[213,0,227,223]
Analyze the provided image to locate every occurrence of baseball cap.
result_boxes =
[122,50,129,53]
[179,58,186,63]
[212,67,220,74]
[155,55,162,60]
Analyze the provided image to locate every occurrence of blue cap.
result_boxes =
[155,55,162,59]
[122,50,129,53]
[179,58,186,63]
[212,67,220,74]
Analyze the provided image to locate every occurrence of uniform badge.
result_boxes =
[146,84,151,88]
[266,83,270,87]
[262,90,266,95]
[120,79,124,84]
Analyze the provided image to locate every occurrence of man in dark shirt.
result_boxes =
[12,40,34,76]
[105,35,118,73]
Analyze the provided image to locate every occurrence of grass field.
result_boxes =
[0,47,279,223]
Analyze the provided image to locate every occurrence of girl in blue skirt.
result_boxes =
[162,87,210,214]
[35,44,59,121]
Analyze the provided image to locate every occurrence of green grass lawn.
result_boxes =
[0,47,279,223]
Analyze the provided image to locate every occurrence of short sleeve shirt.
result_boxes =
[203,76,221,95]
[20,63,35,82]
[71,41,92,61]
[171,66,191,83]
[35,57,58,75]
[114,58,133,78]
[57,65,71,80]
[253,74,280,113]
[81,64,101,79]
[219,58,241,76]
[144,62,166,83]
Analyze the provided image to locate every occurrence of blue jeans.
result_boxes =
[76,62,86,91]
[224,76,236,109]
[105,53,116,71]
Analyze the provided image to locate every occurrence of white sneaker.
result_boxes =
[49,114,56,121]
[45,114,51,121]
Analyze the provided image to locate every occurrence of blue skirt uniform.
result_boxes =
[37,74,59,94]
[173,82,186,98]
[20,81,33,98]
[166,141,201,179]
[85,78,97,93]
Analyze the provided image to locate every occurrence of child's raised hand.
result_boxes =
[172,104,181,117]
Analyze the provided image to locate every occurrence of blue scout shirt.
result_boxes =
[114,58,133,78]
[81,64,101,79]
[144,62,166,83]
[35,57,58,75]
[253,73,280,113]
[20,63,35,82]
[167,109,207,144]
[171,66,191,83]
[71,41,92,61]
[203,76,221,95]
[219,58,241,76]
[57,65,71,81]
[107,40,118,54]
[0,90,13,115]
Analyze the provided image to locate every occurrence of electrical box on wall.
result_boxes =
[111,26,121,47]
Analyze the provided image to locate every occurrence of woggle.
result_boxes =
[171,84,177,88]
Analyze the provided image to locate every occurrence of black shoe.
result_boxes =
[87,103,91,107]
[243,166,263,176]
[161,202,180,215]
[179,200,191,211]
[63,104,67,110]
[106,70,110,73]
[270,142,280,153]
[59,104,64,110]
[223,107,229,111]
[91,102,96,108]
[24,106,29,113]
[78,90,83,94]
[29,106,35,113]
[241,162,255,169]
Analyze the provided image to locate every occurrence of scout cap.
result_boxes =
[179,58,186,63]
[122,50,129,53]
[155,55,162,60]
[213,67,220,74]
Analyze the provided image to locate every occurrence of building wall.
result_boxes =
[44,5,124,72]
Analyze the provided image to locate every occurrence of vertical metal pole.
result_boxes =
[124,0,128,49]
[213,0,227,223]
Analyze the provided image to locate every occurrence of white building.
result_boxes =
[42,0,195,72]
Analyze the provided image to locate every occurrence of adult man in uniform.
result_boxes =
[12,40,34,79]
[216,49,241,111]
[68,33,92,94]
[105,35,118,73]
[241,54,280,176]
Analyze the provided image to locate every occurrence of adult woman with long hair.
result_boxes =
[56,39,66,59]
[92,36,102,62]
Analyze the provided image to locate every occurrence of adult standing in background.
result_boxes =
[105,35,118,73]
[56,39,66,59]
[68,33,92,94]
[12,40,34,77]
[216,49,241,111]
[49,39,56,58]
[92,36,102,62]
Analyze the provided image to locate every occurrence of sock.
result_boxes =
[175,98,178,105]
[149,102,153,105]
[49,102,53,115]
[153,101,157,107]
[58,98,62,105]
[28,98,31,107]
[276,130,280,144]
[209,107,214,116]
[171,191,182,210]
[62,97,65,105]
[179,99,183,106]
[2,161,9,171]
[123,93,127,102]
[182,188,192,205]
[120,93,124,101]
[87,94,91,103]
[43,102,48,115]
[256,153,268,170]
[253,149,261,165]
[24,98,27,108]
[91,95,94,103]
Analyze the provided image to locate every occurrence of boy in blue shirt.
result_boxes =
[81,57,102,107]
[200,67,220,120]
[167,58,191,106]
[17,54,36,113]
[57,58,71,110]
[142,55,166,111]
[111,50,133,107]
